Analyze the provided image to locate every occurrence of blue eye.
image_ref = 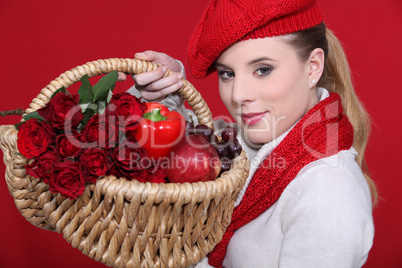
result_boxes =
[217,70,235,80]
[255,66,272,76]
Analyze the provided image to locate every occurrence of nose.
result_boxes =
[231,75,252,104]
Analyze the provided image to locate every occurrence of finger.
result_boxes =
[135,50,161,62]
[117,72,127,82]
[132,66,167,86]
[134,51,152,61]
[140,81,184,101]
[135,50,172,66]
[141,73,183,92]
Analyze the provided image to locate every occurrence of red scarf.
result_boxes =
[208,93,354,267]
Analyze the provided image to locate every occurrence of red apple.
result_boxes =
[165,134,221,183]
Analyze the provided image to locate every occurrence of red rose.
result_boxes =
[112,142,166,183]
[105,93,146,132]
[56,130,82,159]
[38,92,84,130]
[128,166,167,183]
[106,160,121,178]
[17,119,54,159]
[112,142,148,175]
[81,114,118,149]
[49,160,85,199]
[25,148,57,183]
[80,148,108,183]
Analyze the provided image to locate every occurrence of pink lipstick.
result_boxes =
[241,112,267,126]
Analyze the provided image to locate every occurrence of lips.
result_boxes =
[241,112,267,126]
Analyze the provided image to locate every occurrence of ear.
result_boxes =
[308,48,325,89]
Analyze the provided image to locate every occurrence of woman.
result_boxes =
[125,0,376,266]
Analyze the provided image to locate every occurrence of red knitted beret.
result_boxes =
[188,0,324,78]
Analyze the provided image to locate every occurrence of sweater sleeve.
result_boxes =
[279,161,374,268]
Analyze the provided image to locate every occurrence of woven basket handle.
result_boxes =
[25,58,214,128]
[0,125,18,165]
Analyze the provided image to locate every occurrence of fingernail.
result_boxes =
[177,73,183,80]
[178,81,184,87]
[135,52,145,58]
[162,67,167,73]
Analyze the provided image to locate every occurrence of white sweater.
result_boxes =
[128,84,374,268]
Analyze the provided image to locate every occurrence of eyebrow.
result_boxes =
[215,56,275,69]
[214,61,230,69]
[247,56,275,65]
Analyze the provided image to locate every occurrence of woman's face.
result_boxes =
[216,36,321,145]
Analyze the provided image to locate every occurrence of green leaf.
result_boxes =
[106,89,113,103]
[14,122,23,129]
[22,111,46,122]
[98,101,106,115]
[50,87,67,100]
[92,71,118,102]
[78,75,94,104]
[79,103,90,113]
[80,104,97,127]
[143,108,167,122]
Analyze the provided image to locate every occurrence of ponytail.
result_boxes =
[287,23,378,205]
[321,28,378,205]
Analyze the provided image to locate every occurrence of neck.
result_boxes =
[234,87,329,207]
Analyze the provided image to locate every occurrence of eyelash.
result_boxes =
[217,70,235,81]
[254,66,273,76]
[217,66,273,81]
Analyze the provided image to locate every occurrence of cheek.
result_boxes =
[263,69,308,107]
[219,85,240,123]
[219,85,232,109]
[266,73,299,98]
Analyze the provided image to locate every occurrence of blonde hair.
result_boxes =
[287,23,378,205]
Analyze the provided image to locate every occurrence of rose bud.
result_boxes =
[17,118,54,159]
[37,92,84,131]
[49,160,85,199]
[25,148,57,183]
[105,92,147,132]
[56,130,82,159]
[81,114,118,149]
[111,142,148,176]
[80,148,108,183]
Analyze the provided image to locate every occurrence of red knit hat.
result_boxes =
[188,0,324,78]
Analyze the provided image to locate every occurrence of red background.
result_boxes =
[0,0,401,267]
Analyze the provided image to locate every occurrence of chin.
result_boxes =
[242,131,274,148]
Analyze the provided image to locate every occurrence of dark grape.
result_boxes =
[220,157,231,173]
[213,140,229,158]
[228,139,242,159]
[185,121,196,135]
[195,124,214,141]
[184,122,240,172]
[222,126,237,142]
[210,134,220,145]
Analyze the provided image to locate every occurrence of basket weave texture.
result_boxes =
[0,58,249,268]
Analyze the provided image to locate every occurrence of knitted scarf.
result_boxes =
[208,93,354,267]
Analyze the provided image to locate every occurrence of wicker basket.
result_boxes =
[0,58,249,268]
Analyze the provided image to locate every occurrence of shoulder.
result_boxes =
[283,148,372,209]
[276,148,375,267]
[275,147,374,231]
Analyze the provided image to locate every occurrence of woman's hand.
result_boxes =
[133,51,184,101]
[120,51,184,102]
